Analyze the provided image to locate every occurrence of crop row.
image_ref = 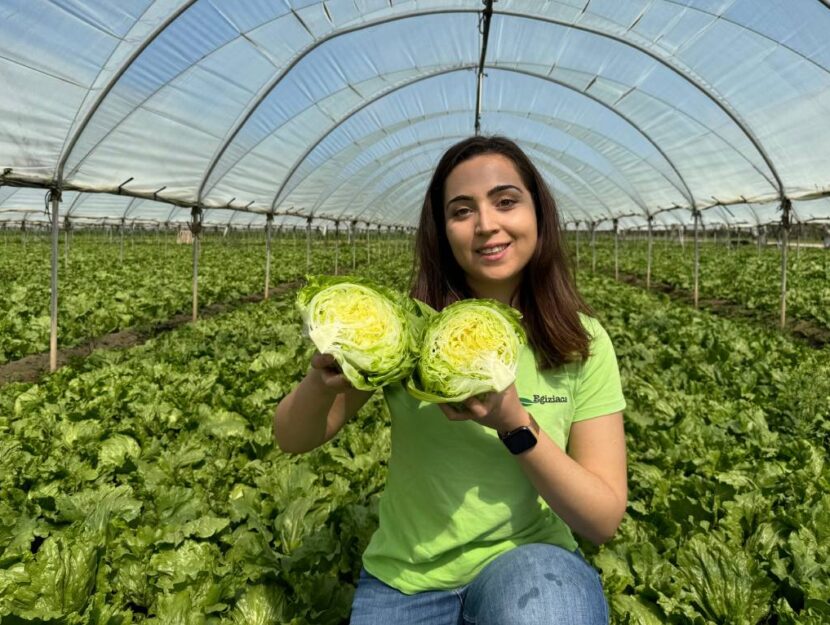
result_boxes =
[0,232,411,364]
[573,238,830,332]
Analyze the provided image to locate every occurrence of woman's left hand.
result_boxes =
[438,384,531,432]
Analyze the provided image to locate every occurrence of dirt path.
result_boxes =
[0,281,300,387]
[616,272,830,348]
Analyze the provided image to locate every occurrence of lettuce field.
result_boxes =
[0,233,828,623]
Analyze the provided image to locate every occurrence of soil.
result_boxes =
[0,280,300,387]
[617,272,830,349]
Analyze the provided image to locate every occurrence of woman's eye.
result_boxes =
[453,207,472,218]
[497,198,516,208]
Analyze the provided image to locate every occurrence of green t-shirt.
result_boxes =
[361,315,626,594]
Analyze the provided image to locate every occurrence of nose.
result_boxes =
[475,206,499,236]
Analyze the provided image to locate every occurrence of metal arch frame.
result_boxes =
[289,100,681,217]
[319,108,685,210]
[495,8,785,198]
[55,0,202,184]
[315,124,641,222]
[50,0,813,208]
[194,8,482,205]
[196,10,754,211]
[14,1,824,224]
[652,0,830,77]
[204,8,785,211]
[263,65,698,217]
[310,118,648,219]
[268,67,475,211]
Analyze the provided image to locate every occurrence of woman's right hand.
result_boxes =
[310,352,353,393]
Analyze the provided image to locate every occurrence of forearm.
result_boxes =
[513,423,627,545]
[273,370,338,454]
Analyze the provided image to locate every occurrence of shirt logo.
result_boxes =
[519,394,569,406]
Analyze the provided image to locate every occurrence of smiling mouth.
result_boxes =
[477,242,511,256]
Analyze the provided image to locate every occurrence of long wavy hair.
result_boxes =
[411,136,591,369]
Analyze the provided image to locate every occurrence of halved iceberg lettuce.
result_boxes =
[406,299,526,403]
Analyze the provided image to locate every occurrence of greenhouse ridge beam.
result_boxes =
[475,0,495,136]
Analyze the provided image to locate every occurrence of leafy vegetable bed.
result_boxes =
[582,274,830,624]
[0,262,827,623]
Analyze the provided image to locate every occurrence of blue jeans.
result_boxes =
[350,543,609,624]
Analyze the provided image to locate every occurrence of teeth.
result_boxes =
[479,244,508,255]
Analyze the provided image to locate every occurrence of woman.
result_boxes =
[274,136,627,624]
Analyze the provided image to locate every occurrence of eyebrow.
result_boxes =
[446,184,522,207]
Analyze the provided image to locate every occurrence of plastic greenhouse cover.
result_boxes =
[1,0,829,228]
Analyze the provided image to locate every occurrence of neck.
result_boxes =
[467,277,521,306]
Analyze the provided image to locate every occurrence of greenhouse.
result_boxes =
[1,0,828,622]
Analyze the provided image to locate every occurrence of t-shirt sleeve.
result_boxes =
[572,318,626,422]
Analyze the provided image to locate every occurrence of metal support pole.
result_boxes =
[264,213,273,300]
[334,220,340,275]
[693,210,701,308]
[575,222,580,273]
[780,199,791,328]
[351,220,357,270]
[796,221,801,262]
[190,207,202,321]
[590,223,597,273]
[119,218,125,263]
[306,216,312,274]
[63,218,70,271]
[613,218,619,281]
[646,215,654,289]
[49,189,61,372]
[366,221,371,265]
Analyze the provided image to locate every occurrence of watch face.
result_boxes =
[503,427,537,455]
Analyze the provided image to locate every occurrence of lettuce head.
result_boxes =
[406,298,526,403]
[297,275,432,391]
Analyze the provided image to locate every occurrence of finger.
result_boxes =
[463,397,489,419]
[312,352,339,371]
[438,403,468,421]
[321,371,351,389]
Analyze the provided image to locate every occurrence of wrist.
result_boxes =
[497,412,540,455]
[497,409,539,437]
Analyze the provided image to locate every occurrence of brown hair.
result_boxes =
[411,135,591,369]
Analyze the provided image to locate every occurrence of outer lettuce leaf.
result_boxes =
[297,275,432,390]
[406,298,526,403]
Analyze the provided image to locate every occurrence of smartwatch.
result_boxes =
[498,420,539,455]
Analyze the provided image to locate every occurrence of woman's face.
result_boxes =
[443,153,538,303]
